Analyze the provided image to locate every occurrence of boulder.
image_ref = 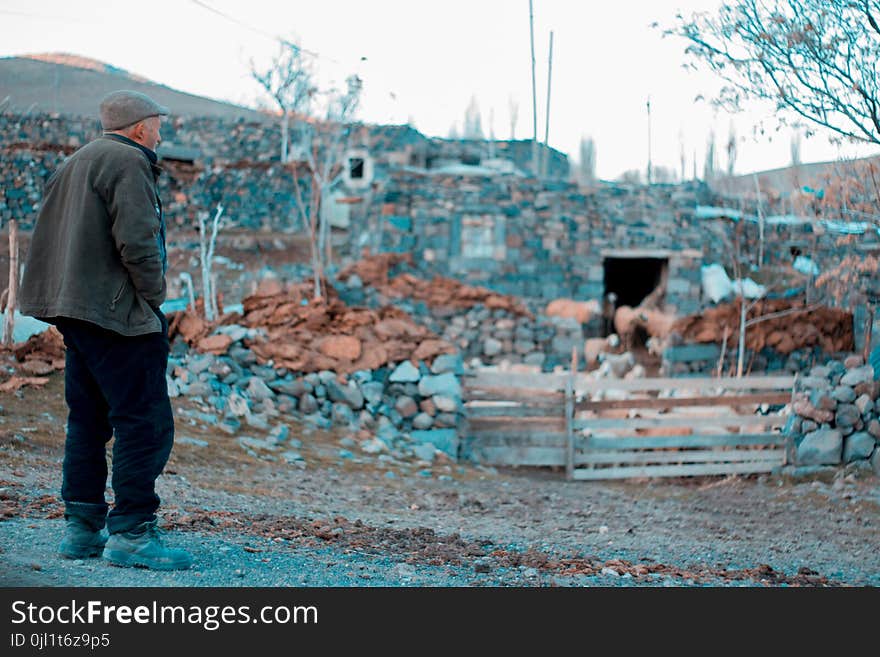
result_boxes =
[418,373,462,398]
[246,377,275,401]
[796,429,843,466]
[394,396,418,418]
[835,403,861,428]
[843,432,876,463]
[431,353,464,375]
[298,393,319,415]
[840,365,874,387]
[409,429,459,458]
[830,386,856,404]
[483,338,503,357]
[433,395,462,413]
[361,381,385,406]
[412,412,434,430]
[390,361,421,383]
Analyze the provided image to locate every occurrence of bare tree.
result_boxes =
[463,96,484,140]
[679,129,687,181]
[291,75,363,299]
[508,95,519,140]
[670,0,880,145]
[250,41,315,163]
[790,128,803,166]
[198,204,225,322]
[704,130,717,182]
[726,122,737,177]
[578,136,596,184]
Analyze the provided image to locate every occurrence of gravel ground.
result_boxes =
[1,376,878,588]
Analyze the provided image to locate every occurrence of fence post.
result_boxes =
[565,346,577,480]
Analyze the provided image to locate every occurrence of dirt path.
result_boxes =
[1,374,878,587]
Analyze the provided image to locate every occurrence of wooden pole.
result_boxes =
[542,30,554,178]
[753,173,764,268]
[646,96,652,185]
[3,220,18,347]
[529,0,538,177]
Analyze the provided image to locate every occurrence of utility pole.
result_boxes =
[529,0,538,177]
[646,96,652,185]
[542,30,554,178]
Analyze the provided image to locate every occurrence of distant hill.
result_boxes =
[0,54,268,122]
[715,153,880,197]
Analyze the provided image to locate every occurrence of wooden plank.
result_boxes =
[576,392,791,412]
[469,418,565,432]
[465,390,563,403]
[580,433,786,450]
[471,445,566,466]
[570,375,795,393]
[575,448,785,466]
[571,460,780,480]
[465,427,565,445]
[573,414,786,430]
[463,371,567,390]
[466,405,561,418]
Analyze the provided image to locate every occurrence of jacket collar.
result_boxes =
[102,133,162,180]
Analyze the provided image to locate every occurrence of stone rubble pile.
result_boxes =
[167,332,466,461]
[788,355,880,474]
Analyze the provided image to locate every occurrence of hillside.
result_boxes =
[716,153,880,197]
[0,54,268,122]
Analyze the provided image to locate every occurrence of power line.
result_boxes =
[189,0,328,63]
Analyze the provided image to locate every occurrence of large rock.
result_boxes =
[412,442,436,462]
[268,378,309,397]
[840,365,874,387]
[431,353,464,375]
[830,386,856,404]
[843,432,876,462]
[483,338,503,357]
[418,373,462,398]
[871,448,880,476]
[331,403,355,426]
[792,399,834,424]
[796,429,843,465]
[412,412,434,430]
[361,381,385,406]
[810,392,837,411]
[798,376,830,391]
[327,380,365,410]
[855,394,874,416]
[298,393,319,415]
[246,377,275,401]
[390,361,421,383]
[394,396,418,418]
[410,429,459,458]
[433,395,462,413]
[835,403,861,428]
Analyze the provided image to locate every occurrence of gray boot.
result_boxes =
[59,517,109,559]
[103,520,193,570]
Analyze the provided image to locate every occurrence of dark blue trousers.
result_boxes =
[55,314,174,534]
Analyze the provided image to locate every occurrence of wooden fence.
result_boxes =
[462,370,796,481]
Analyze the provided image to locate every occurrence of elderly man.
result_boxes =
[20,90,191,570]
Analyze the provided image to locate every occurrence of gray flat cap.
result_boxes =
[99,90,169,130]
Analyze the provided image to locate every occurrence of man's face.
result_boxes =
[133,115,162,151]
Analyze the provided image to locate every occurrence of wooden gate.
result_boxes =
[462,371,795,480]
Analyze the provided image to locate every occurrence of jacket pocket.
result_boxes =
[109,278,128,311]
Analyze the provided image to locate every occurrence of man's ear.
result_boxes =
[129,120,146,141]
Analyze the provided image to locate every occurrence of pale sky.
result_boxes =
[1,0,878,179]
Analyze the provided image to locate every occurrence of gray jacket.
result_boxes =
[20,134,168,336]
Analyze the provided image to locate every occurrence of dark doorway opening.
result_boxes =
[349,157,365,179]
[602,256,668,337]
